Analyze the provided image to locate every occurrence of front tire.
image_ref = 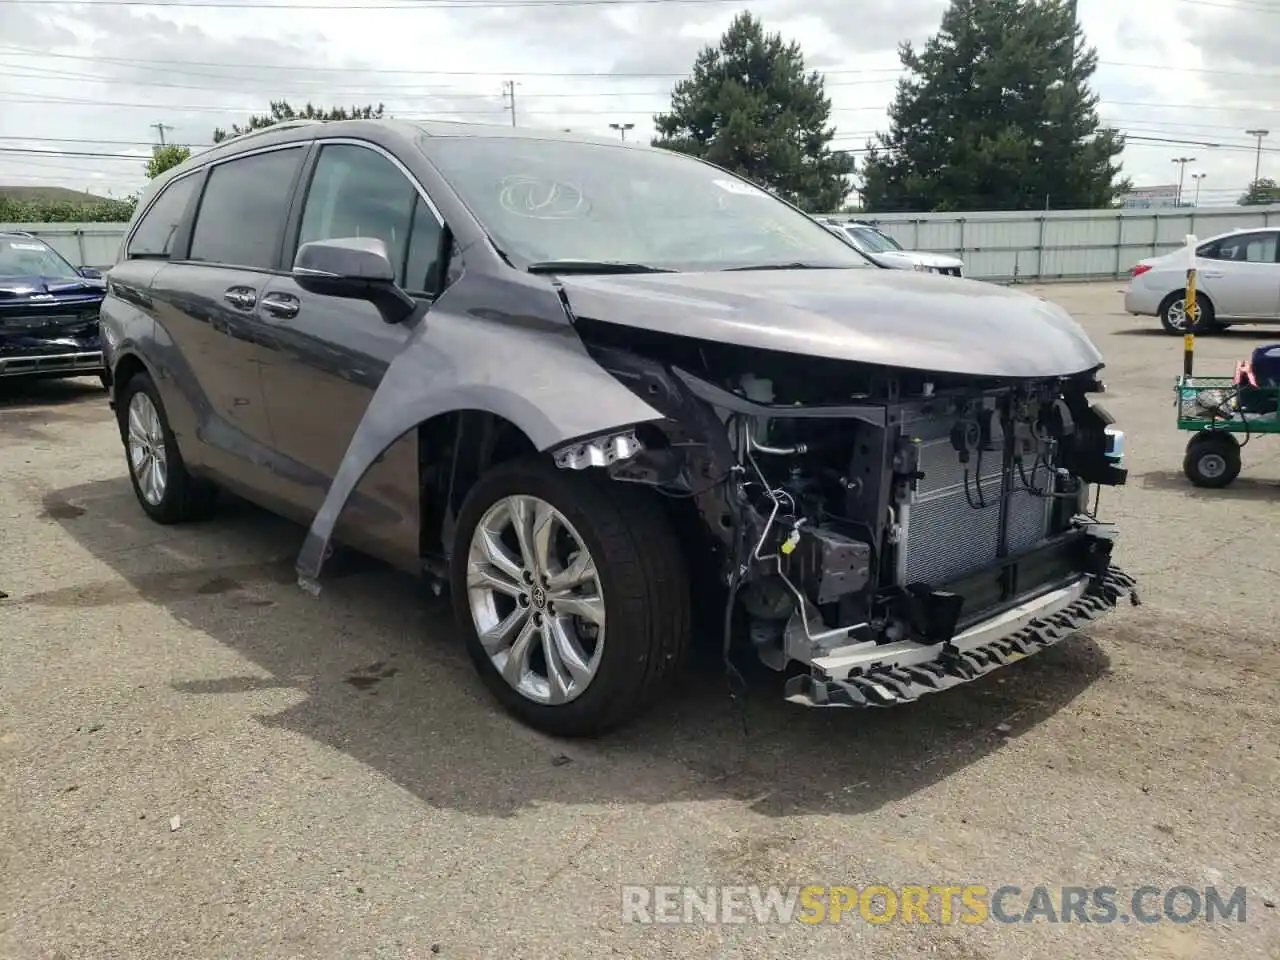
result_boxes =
[449,456,691,737]
[1183,431,1241,488]
[117,371,219,523]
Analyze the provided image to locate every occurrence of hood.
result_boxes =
[557,267,1103,379]
[877,250,964,270]
[0,275,106,300]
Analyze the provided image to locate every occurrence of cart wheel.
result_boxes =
[1183,432,1241,488]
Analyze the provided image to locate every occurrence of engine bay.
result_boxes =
[570,325,1129,677]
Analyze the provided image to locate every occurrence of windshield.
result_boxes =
[0,236,79,280]
[845,225,902,254]
[419,135,873,272]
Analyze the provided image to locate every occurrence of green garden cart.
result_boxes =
[1175,334,1280,488]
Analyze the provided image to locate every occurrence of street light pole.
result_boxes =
[1191,172,1206,206]
[1172,157,1196,206]
[608,122,635,142]
[1245,129,1270,185]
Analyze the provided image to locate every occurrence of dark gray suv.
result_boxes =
[101,118,1136,736]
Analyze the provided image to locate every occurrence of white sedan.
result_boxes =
[1125,227,1280,334]
[821,219,965,276]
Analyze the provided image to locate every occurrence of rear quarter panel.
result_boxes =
[101,260,168,394]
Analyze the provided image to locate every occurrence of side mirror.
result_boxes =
[78,266,103,280]
[292,237,418,325]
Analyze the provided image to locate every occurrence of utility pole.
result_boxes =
[501,80,517,128]
[151,121,173,146]
[1191,172,1206,206]
[1171,157,1196,206]
[1245,129,1269,185]
[608,122,635,142]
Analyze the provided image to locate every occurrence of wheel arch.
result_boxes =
[108,349,158,433]
[417,408,541,569]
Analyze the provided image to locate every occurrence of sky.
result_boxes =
[0,0,1277,209]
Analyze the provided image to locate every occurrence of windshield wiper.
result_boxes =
[526,260,674,275]
[721,262,852,271]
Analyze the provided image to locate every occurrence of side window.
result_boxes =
[297,143,443,295]
[1216,233,1278,264]
[188,147,305,270]
[1197,241,1220,260]
[1249,233,1279,263]
[127,173,199,259]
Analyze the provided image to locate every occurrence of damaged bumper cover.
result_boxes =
[783,565,1138,708]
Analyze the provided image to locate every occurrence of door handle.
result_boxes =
[1202,271,1224,279]
[260,293,301,319]
[224,286,257,310]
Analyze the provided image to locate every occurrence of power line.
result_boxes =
[2,62,1276,119]
[0,0,748,7]
[7,131,1280,164]
[0,63,898,94]
[0,44,1273,80]
[0,135,215,147]
[2,0,1277,9]
[7,90,1280,141]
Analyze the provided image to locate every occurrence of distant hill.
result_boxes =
[0,185,113,204]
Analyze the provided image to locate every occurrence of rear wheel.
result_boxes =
[1160,291,1216,335]
[449,456,690,737]
[118,372,219,523]
[1183,431,1241,488]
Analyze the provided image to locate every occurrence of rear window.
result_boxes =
[127,173,200,260]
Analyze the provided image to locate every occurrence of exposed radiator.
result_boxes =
[899,407,1054,586]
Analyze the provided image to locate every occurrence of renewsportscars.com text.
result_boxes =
[621,884,1250,925]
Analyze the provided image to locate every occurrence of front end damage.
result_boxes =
[553,327,1138,708]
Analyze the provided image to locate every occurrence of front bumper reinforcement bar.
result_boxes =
[783,565,1139,708]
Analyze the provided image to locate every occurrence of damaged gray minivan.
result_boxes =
[100,119,1137,736]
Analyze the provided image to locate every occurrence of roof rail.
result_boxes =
[221,118,325,144]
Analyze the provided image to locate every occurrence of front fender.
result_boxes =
[295,302,665,584]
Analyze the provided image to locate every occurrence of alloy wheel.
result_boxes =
[127,390,168,506]
[465,495,606,706]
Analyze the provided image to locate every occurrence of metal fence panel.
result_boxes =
[833,204,1280,281]
[1,222,124,270]
[9,203,1280,281]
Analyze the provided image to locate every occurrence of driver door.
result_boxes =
[253,140,446,567]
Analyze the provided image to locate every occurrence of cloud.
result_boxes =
[0,0,1275,207]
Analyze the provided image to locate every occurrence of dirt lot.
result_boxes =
[1,281,1277,959]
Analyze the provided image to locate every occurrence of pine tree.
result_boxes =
[652,11,854,212]
[859,0,1127,212]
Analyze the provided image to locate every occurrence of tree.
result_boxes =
[859,0,1128,212]
[146,144,191,179]
[652,11,854,212]
[212,100,386,143]
[0,197,136,222]
[1239,178,1280,206]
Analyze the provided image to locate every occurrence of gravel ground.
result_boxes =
[1,281,1277,959]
